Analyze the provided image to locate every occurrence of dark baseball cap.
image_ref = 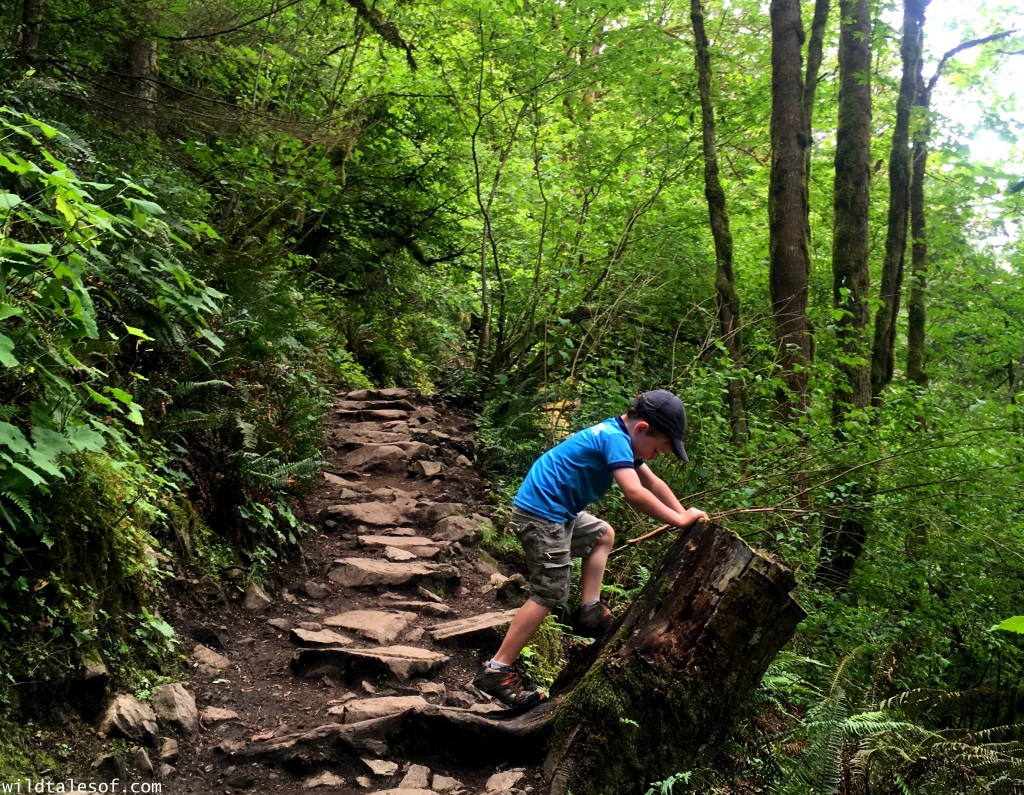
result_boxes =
[632,390,689,462]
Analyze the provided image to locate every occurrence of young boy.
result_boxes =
[473,389,709,708]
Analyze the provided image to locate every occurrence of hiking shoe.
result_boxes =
[571,601,615,638]
[472,663,545,709]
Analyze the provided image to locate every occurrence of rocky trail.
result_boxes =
[91,389,547,795]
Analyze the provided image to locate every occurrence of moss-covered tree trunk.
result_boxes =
[542,521,805,795]
[768,0,813,420]
[691,0,747,446]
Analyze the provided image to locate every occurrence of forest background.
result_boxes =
[1,0,1023,790]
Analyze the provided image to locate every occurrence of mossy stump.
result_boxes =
[543,520,805,794]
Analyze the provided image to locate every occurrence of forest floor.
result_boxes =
[146,388,549,795]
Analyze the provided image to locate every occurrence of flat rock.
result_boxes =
[324,471,365,489]
[339,444,414,473]
[368,790,436,795]
[385,547,417,561]
[325,503,415,527]
[192,644,230,671]
[200,707,240,724]
[96,693,158,743]
[333,429,413,446]
[361,758,400,776]
[335,408,412,422]
[328,558,460,589]
[291,645,449,682]
[323,610,417,644]
[358,535,444,558]
[267,618,291,631]
[290,627,353,647]
[326,695,428,723]
[381,600,454,618]
[151,683,198,735]
[342,387,418,400]
[486,770,525,792]
[336,399,417,412]
[428,610,519,646]
[432,774,465,793]
[304,771,346,788]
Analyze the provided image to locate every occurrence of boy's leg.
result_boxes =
[572,513,614,603]
[571,513,616,637]
[579,522,614,603]
[474,508,570,708]
[492,599,550,666]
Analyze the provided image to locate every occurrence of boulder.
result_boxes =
[97,694,158,743]
[432,516,483,544]
[151,683,198,735]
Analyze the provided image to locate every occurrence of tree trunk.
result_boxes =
[871,0,925,400]
[543,521,805,794]
[818,0,872,590]
[691,0,748,446]
[245,523,805,793]
[768,0,813,419]
[906,65,930,389]
[802,0,831,185]
[13,0,44,67]
[126,7,160,130]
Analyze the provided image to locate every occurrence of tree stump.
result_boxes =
[543,520,805,794]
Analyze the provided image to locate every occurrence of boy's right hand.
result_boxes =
[678,507,709,527]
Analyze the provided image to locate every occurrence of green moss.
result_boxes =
[0,715,55,778]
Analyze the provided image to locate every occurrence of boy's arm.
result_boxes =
[636,463,686,513]
[612,466,707,527]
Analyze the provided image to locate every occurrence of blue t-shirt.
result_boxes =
[513,416,640,523]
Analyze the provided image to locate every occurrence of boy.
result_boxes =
[473,389,709,708]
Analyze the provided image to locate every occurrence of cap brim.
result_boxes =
[671,438,689,463]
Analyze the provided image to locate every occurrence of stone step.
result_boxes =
[326,695,429,723]
[323,610,418,644]
[342,388,420,401]
[335,408,414,423]
[291,645,449,682]
[289,627,353,648]
[324,503,417,527]
[327,558,460,589]
[427,610,519,647]
[335,399,418,412]
[358,535,446,559]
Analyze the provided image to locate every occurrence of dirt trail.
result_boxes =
[156,389,543,794]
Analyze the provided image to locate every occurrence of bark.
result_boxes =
[13,0,44,67]
[691,0,748,446]
[768,0,813,419]
[126,7,160,130]
[544,521,805,794]
[244,523,804,792]
[817,0,872,590]
[906,62,930,388]
[871,0,925,400]
[801,0,831,185]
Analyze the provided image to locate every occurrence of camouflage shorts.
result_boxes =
[509,507,610,608]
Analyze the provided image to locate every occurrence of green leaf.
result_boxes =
[0,192,22,210]
[992,616,1024,634]
[0,333,19,367]
[0,422,32,456]
[124,324,156,342]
